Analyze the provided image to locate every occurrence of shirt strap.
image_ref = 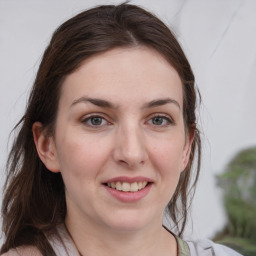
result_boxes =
[175,236,191,256]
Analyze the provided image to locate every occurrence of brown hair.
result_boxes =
[1,3,201,255]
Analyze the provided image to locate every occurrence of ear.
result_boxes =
[181,130,194,172]
[32,122,60,173]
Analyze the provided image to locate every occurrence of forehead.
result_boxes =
[60,46,183,108]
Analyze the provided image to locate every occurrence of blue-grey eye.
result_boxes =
[148,115,172,126]
[82,116,108,127]
[152,116,165,125]
[90,117,103,126]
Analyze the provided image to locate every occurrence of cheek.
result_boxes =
[55,131,112,179]
[151,138,185,172]
[55,138,105,205]
[149,140,184,206]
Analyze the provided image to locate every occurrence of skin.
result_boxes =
[33,46,193,256]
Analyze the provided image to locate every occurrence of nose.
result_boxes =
[112,123,148,169]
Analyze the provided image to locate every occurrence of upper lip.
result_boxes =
[102,176,154,184]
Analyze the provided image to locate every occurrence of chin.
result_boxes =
[103,210,159,233]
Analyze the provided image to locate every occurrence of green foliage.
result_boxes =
[217,237,256,256]
[214,146,256,254]
[225,197,256,240]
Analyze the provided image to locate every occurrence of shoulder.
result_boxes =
[186,239,243,256]
[1,246,42,256]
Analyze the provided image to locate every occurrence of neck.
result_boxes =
[65,215,177,256]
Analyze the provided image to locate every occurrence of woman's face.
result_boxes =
[42,46,192,233]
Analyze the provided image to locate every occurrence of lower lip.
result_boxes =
[103,183,152,202]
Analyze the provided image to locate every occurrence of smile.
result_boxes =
[106,181,148,192]
[102,176,153,201]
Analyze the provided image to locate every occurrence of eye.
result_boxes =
[81,115,109,127]
[147,115,173,127]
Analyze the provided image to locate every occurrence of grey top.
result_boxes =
[1,225,243,256]
[176,236,243,256]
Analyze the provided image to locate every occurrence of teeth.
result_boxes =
[130,182,139,192]
[106,181,148,192]
[116,181,122,191]
[122,182,130,192]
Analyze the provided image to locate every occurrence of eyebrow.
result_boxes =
[70,97,180,110]
[142,98,181,109]
[70,97,117,109]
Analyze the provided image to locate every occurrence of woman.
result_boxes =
[1,3,241,256]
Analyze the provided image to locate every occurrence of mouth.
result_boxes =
[104,181,150,192]
[102,177,153,202]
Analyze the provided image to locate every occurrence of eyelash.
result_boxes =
[81,113,174,128]
[146,114,174,127]
[81,114,111,128]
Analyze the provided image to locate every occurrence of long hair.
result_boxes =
[1,3,201,255]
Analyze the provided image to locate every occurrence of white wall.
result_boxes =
[1,0,256,241]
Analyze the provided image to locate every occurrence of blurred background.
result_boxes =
[0,0,256,254]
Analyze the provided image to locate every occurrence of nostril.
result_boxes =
[117,159,129,167]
